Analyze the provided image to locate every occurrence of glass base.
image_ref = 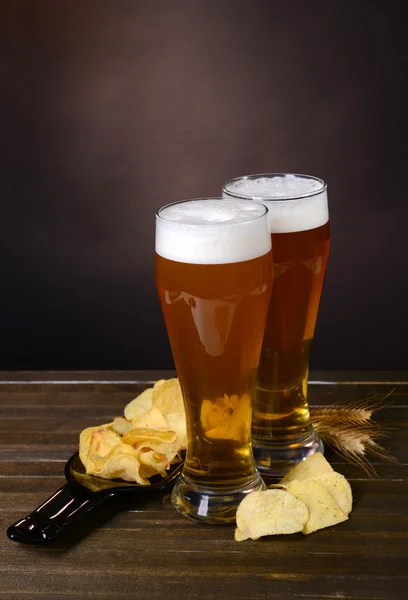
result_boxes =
[171,472,265,525]
[253,431,324,478]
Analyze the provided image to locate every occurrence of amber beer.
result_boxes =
[155,198,272,523]
[223,174,330,475]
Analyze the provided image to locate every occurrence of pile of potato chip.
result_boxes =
[79,376,353,539]
[79,379,186,485]
[201,393,250,441]
[235,452,353,540]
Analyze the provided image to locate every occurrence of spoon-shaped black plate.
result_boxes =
[7,452,183,545]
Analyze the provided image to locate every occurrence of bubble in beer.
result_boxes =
[223,174,329,234]
[156,198,271,264]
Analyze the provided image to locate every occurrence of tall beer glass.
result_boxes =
[155,198,272,523]
[222,174,330,476]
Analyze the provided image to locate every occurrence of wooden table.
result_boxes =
[1,371,407,599]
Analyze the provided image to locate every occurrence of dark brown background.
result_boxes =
[0,1,406,371]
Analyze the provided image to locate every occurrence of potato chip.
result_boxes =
[124,387,154,421]
[230,394,250,427]
[122,427,177,446]
[110,442,137,457]
[153,378,184,413]
[202,394,250,441]
[233,449,353,541]
[139,449,169,478]
[280,452,333,484]
[165,411,187,449]
[90,428,122,457]
[312,471,353,516]
[285,479,348,535]
[99,453,148,485]
[200,399,223,432]
[201,394,239,431]
[132,440,179,466]
[234,528,250,542]
[235,489,309,540]
[79,425,104,468]
[79,377,187,485]
[82,428,123,474]
[109,416,132,435]
[131,406,170,431]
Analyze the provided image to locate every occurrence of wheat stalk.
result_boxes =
[311,391,398,475]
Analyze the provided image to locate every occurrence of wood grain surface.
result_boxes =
[0,371,407,600]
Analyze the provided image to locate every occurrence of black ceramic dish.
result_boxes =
[7,452,183,545]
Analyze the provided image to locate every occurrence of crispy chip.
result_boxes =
[124,388,154,421]
[165,412,187,449]
[79,377,186,485]
[90,428,122,457]
[131,406,170,431]
[312,471,353,516]
[139,449,169,479]
[201,394,250,441]
[201,396,234,432]
[280,452,333,484]
[234,528,250,542]
[79,425,104,469]
[133,443,179,467]
[235,489,309,540]
[285,479,348,535]
[122,427,177,446]
[109,416,132,435]
[99,453,149,485]
[110,442,137,457]
[233,451,353,542]
[84,428,123,474]
[153,378,184,413]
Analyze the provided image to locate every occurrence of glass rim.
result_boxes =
[222,173,327,202]
[156,197,269,228]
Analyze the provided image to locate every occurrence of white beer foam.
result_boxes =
[223,174,329,233]
[156,199,271,264]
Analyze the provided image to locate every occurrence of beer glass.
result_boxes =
[155,198,272,523]
[222,174,330,476]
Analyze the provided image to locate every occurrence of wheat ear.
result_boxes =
[311,391,398,475]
